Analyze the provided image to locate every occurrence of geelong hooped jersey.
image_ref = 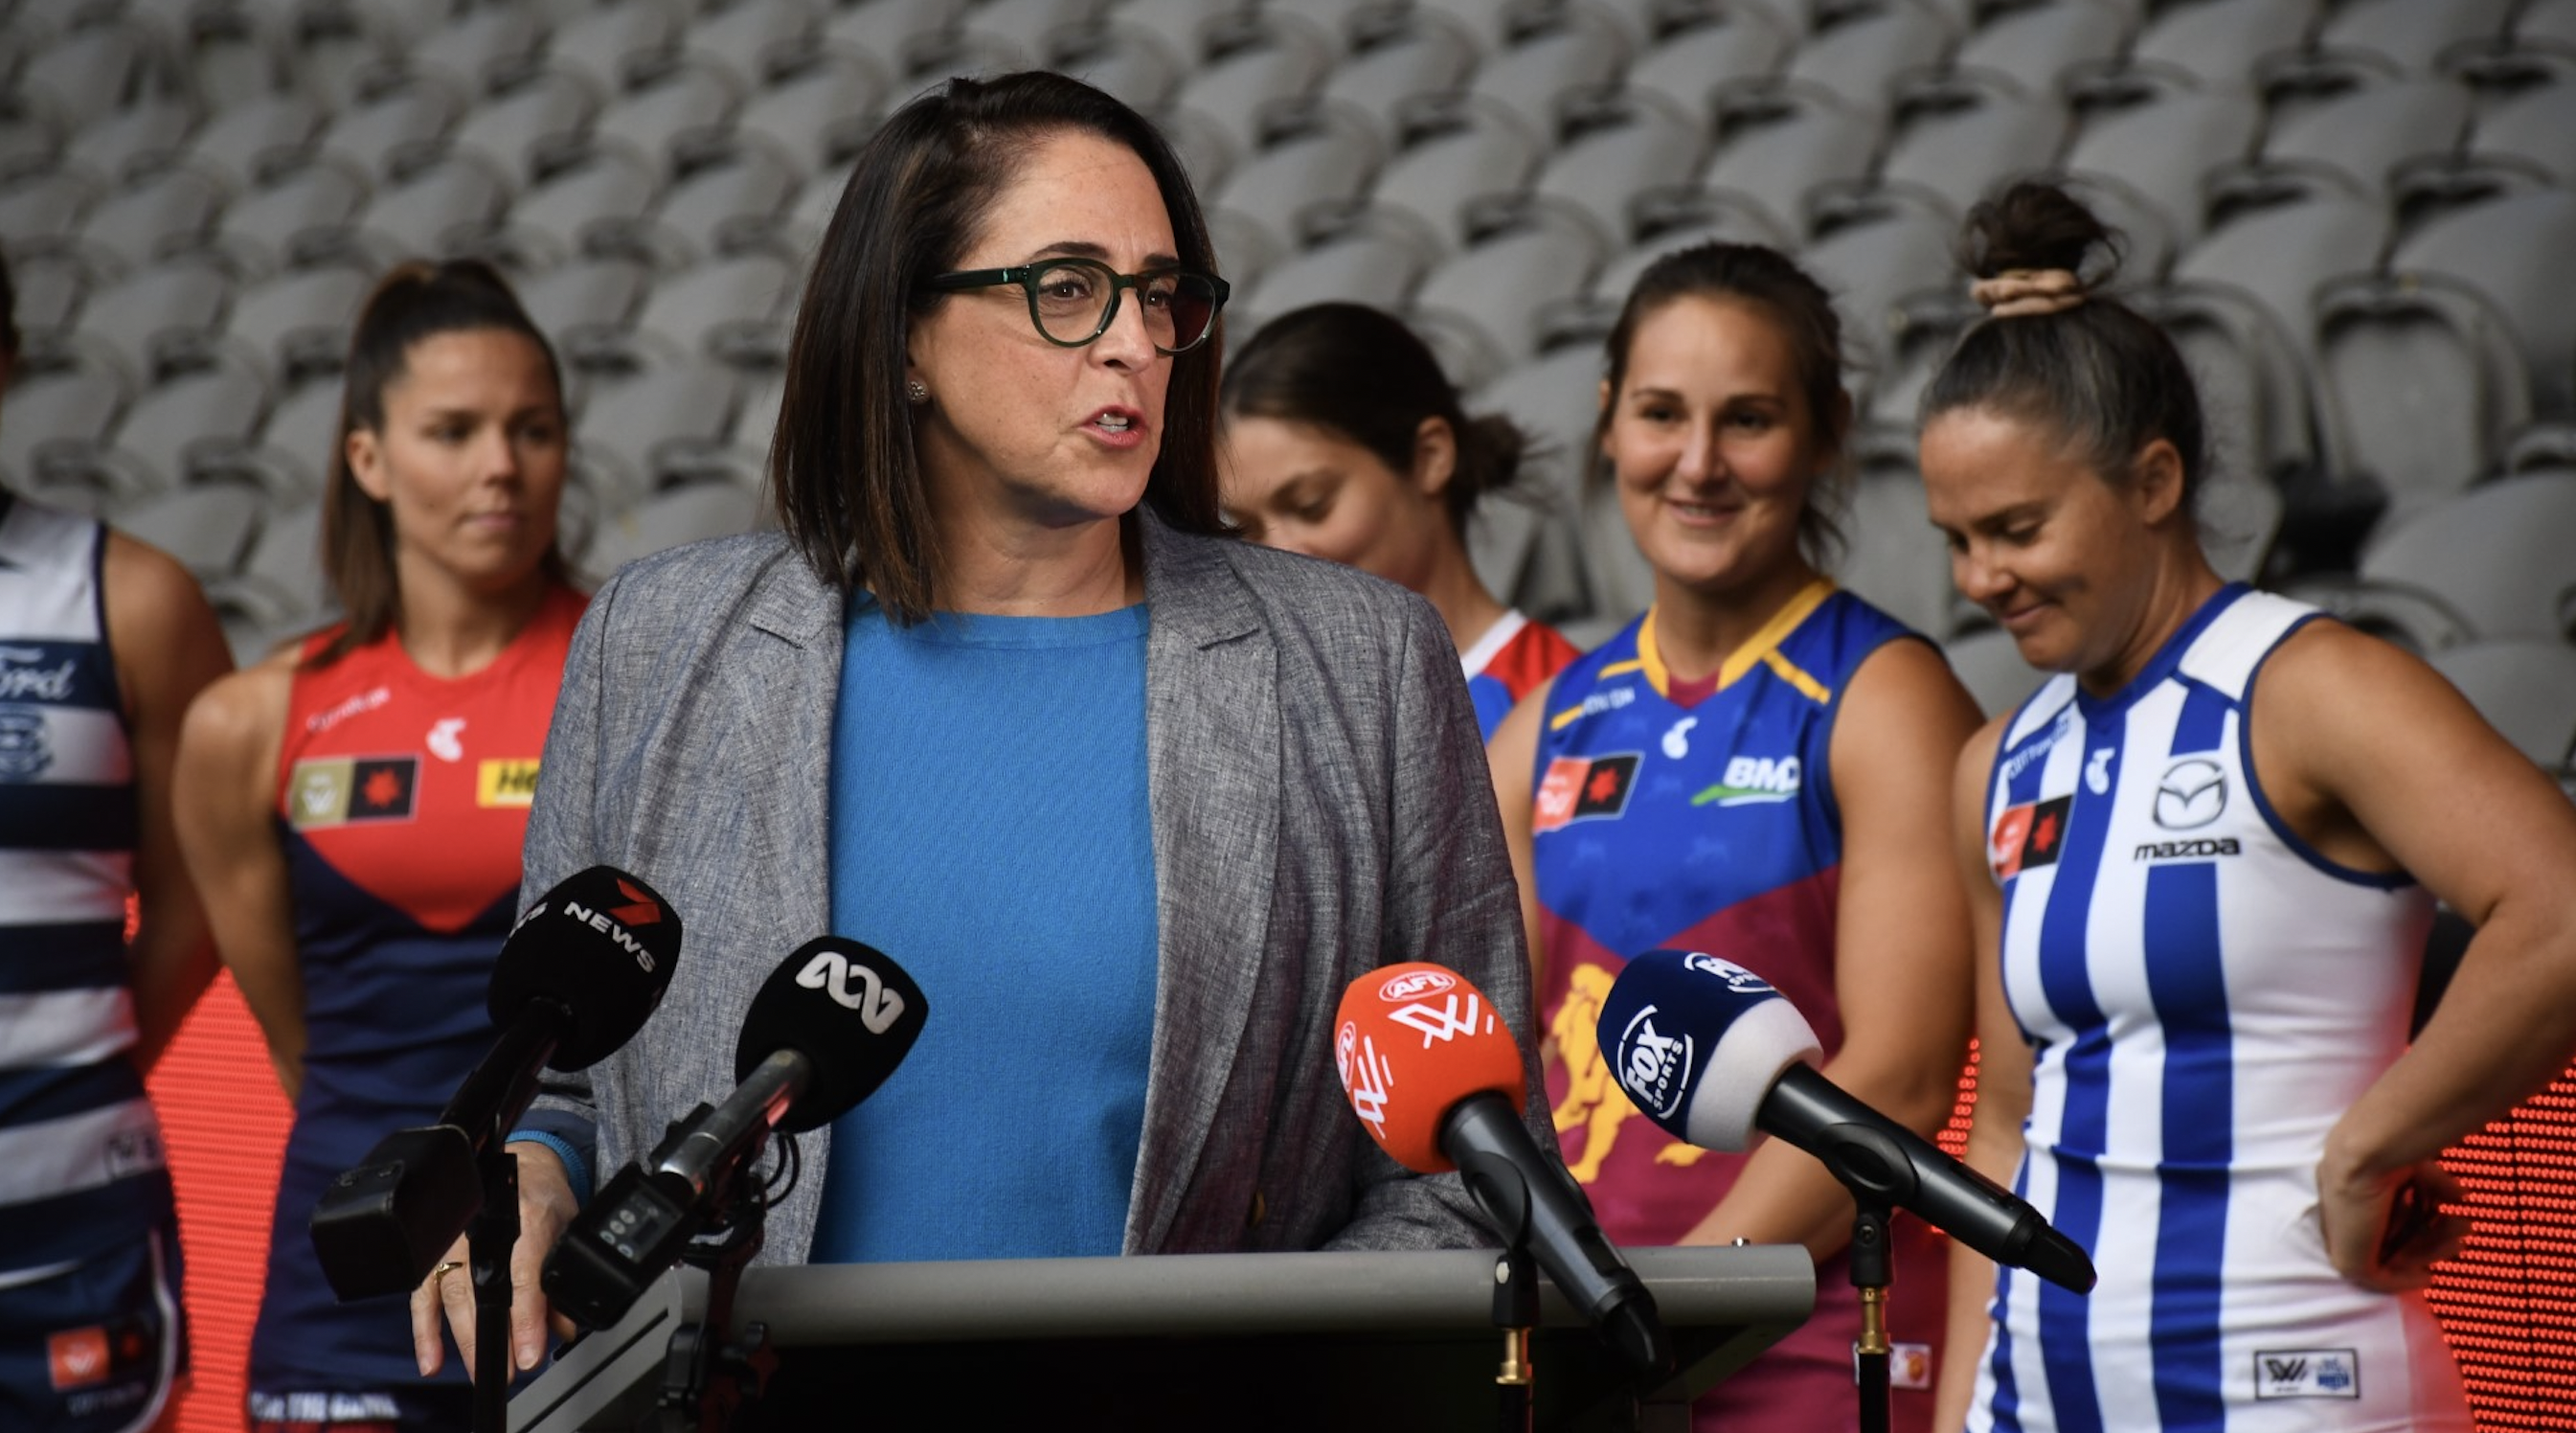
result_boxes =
[1971,585,2467,1433]
[1461,608,1579,741]
[0,494,171,1275]
[251,583,582,1389]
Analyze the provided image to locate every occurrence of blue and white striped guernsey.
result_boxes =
[1969,584,2469,1433]
[0,493,172,1280]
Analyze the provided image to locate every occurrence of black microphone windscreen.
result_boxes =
[735,936,927,1133]
[487,866,683,1071]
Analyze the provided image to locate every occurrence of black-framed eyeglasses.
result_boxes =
[926,258,1231,354]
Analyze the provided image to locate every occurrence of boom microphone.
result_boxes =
[310,866,682,1301]
[1597,949,2095,1294]
[1334,963,1672,1377]
[543,935,927,1329]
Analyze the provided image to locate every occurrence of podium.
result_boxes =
[510,1244,1813,1432]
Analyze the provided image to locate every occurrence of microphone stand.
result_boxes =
[656,1133,780,1432]
[1492,1242,1537,1433]
[468,1148,518,1433]
[1799,1123,1915,1433]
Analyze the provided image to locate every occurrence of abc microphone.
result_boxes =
[1597,950,2095,1294]
[1335,963,1672,1377]
[543,935,927,1329]
[309,866,681,1301]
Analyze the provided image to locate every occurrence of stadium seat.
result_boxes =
[2358,472,2576,643]
[1697,82,1882,239]
[492,147,663,270]
[211,376,343,503]
[1162,24,1331,184]
[821,0,972,74]
[2258,75,2471,195]
[582,478,770,581]
[2314,272,2530,519]
[1587,201,1801,323]
[70,167,223,277]
[2062,75,2261,260]
[181,92,326,192]
[2389,189,2576,419]
[209,499,328,653]
[1953,0,2133,91]
[2173,174,2387,371]
[634,143,803,269]
[686,0,825,90]
[1526,91,1708,253]
[1784,1,1959,125]
[0,171,92,261]
[519,255,652,362]
[1465,5,1631,133]
[1576,475,1653,623]
[315,79,463,180]
[1413,0,1527,54]
[1626,8,1796,127]
[2428,640,2576,772]
[1313,14,1478,145]
[2197,464,2284,581]
[67,257,234,387]
[0,367,124,495]
[735,53,889,182]
[1367,96,1547,253]
[1868,72,2071,222]
[1410,210,1603,389]
[113,483,262,584]
[2459,80,2576,192]
[221,263,372,392]
[338,154,509,267]
[1800,196,1957,373]
[591,59,744,175]
[8,250,85,349]
[51,360,269,509]
[2314,0,2513,74]
[1208,109,1384,281]
[1834,464,1957,640]
[1053,23,1187,114]
[1469,342,1601,618]
[448,69,600,185]
[575,358,741,506]
[1233,214,1435,335]
[1944,625,2049,718]
[402,4,550,98]
[211,158,371,279]
[14,23,162,131]
[61,99,196,195]
[628,251,799,367]
[548,0,686,94]
[2132,0,2316,91]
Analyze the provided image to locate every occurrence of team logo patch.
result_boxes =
[47,1326,109,1389]
[0,706,51,781]
[1891,1342,1932,1390]
[2154,757,2227,830]
[1691,754,1802,807]
[2254,1349,2359,1399]
[289,756,419,829]
[476,758,542,807]
[1990,795,2072,880]
[428,716,467,762]
[1533,752,1641,833]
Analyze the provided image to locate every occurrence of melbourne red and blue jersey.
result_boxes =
[1462,609,1580,741]
[252,584,582,1393]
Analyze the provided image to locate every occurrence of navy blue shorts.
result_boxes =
[0,1219,187,1433]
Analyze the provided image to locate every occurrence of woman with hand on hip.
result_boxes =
[1926,181,2576,1433]
[173,261,582,1428]
[1220,302,1578,739]
[1489,242,1983,1431]
[411,72,1545,1385]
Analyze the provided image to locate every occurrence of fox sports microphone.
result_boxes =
[1598,949,2096,1294]
[1335,963,1672,1377]
[543,935,928,1329]
[310,866,682,1301]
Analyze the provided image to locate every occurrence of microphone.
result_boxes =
[1334,963,1672,1377]
[310,866,682,1301]
[1596,949,2095,1294]
[543,935,927,1328]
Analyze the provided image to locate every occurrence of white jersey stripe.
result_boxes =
[0,1099,166,1205]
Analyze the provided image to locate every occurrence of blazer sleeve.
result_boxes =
[511,569,621,1190]
[1321,595,1561,1251]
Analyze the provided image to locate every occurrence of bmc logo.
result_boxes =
[796,949,907,1035]
[1379,969,1456,1003]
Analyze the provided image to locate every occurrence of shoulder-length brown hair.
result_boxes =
[313,259,567,668]
[770,71,1230,623]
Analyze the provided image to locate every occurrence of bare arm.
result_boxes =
[171,652,305,1099]
[2252,622,2576,1289]
[1485,674,1555,1007]
[103,531,233,1067]
[1680,639,1983,1258]
[1934,718,2025,1433]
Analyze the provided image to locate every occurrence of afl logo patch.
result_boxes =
[2154,758,2226,830]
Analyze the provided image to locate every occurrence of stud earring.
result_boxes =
[905,379,929,405]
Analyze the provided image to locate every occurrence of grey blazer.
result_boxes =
[521,511,1552,1263]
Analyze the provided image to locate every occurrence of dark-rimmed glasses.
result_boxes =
[926,258,1231,354]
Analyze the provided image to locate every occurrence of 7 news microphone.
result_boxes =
[1597,949,2096,1294]
[310,866,683,1302]
[1334,962,1673,1378]
[543,935,929,1329]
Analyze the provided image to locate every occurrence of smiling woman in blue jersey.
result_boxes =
[1920,181,2576,1433]
[1488,243,1986,1433]
[411,73,1548,1378]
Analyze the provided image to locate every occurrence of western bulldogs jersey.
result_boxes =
[251,584,582,1393]
[1536,580,1948,1428]
[1970,585,2469,1433]
[0,495,173,1277]
[1461,608,1579,741]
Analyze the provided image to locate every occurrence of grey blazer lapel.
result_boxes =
[1128,515,1277,1253]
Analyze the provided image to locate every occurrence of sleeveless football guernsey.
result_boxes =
[249,584,582,1405]
[1534,580,1947,1429]
[1968,585,2469,1433]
